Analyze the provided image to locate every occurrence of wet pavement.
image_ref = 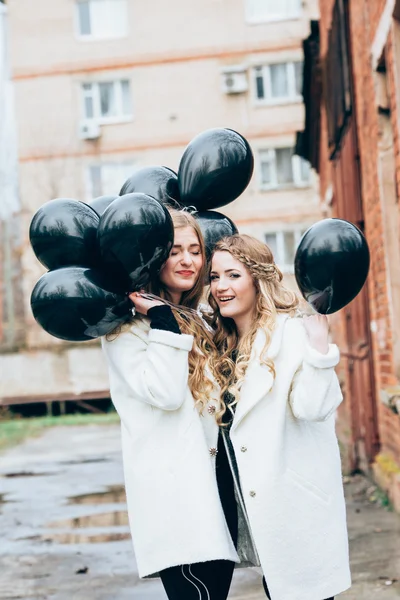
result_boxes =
[0,424,399,600]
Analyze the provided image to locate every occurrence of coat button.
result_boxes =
[209,447,218,457]
[249,490,256,497]
[241,446,247,452]
[207,404,216,415]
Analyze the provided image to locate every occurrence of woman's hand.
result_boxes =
[302,314,329,355]
[129,292,164,316]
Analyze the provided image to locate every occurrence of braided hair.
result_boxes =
[214,239,283,283]
[207,234,299,426]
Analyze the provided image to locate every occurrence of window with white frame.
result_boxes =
[264,228,307,273]
[245,0,302,23]
[82,79,132,123]
[254,62,303,103]
[76,0,128,39]
[87,163,135,198]
[259,147,311,189]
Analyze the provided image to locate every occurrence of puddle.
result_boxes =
[60,457,109,466]
[48,511,129,529]
[3,471,56,478]
[0,493,11,513]
[15,486,130,546]
[19,527,130,545]
[68,485,126,505]
[37,486,130,545]
[42,532,130,544]
[18,534,42,542]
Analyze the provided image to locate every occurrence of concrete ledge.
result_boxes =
[0,345,110,403]
[0,389,110,406]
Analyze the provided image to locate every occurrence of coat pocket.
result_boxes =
[285,467,331,505]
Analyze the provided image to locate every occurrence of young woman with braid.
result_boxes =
[102,210,241,600]
[207,234,351,600]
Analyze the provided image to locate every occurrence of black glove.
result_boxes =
[148,305,181,335]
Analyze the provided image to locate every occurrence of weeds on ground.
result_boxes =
[367,485,393,511]
[0,411,120,453]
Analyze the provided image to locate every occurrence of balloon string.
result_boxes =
[165,196,182,210]
[136,292,204,319]
[181,206,198,215]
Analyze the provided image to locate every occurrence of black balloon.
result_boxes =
[195,210,238,261]
[119,166,180,206]
[178,128,254,211]
[294,218,370,314]
[88,195,118,216]
[31,267,131,342]
[97,193,174,291]
[29,198,99,270]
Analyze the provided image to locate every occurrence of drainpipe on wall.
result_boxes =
[0,1,22,348]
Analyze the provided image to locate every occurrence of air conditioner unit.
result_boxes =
[221,67,248,95]
[79,121,101,140]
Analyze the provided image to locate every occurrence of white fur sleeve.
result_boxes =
[102,327,194,415]
[289,341,343,422]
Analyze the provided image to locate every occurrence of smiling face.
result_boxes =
[159,226,203,301]
[210,250,257,325]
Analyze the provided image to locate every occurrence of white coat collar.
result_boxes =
[231,313,289,431]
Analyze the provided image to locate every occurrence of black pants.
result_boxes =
[160,432,334,599]
[160,559,236,600]
[262,577,335,599]
[160,433,238,599]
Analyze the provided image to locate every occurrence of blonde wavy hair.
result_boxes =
[148,209,205,309]
[207,234,299,425]
[109,208,214,411]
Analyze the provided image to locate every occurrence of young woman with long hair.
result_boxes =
[101,209,240,600]
[207,234,351,600]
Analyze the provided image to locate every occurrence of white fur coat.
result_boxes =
[101,319,239,577]
[103,313,351,600]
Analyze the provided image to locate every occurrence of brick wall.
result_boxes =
[317,0,400,507]
[347,0,389,381]
[348,0,400,479]
[384,24,400,487]
[386,25,400,205]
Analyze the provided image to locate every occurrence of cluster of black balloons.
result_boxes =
[30,193,174,342]
[30,128,250,342]
[29,126,371,343]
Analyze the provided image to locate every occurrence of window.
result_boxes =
[264,228,307,273]
[245,0,301,23]
[254,62,303,103]
[259,148,311,189]
[76,0,128,39]
[82,80,132,123]
[87,163,135,198]
[325,0,352,154]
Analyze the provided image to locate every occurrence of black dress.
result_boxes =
[215,360,261,570]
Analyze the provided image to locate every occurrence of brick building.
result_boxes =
[298,0,400,510]
[0,0,321,405]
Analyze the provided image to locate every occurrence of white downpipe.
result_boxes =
[0,2,19,219]
[371,0,396,69]
[0,3,20,346]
